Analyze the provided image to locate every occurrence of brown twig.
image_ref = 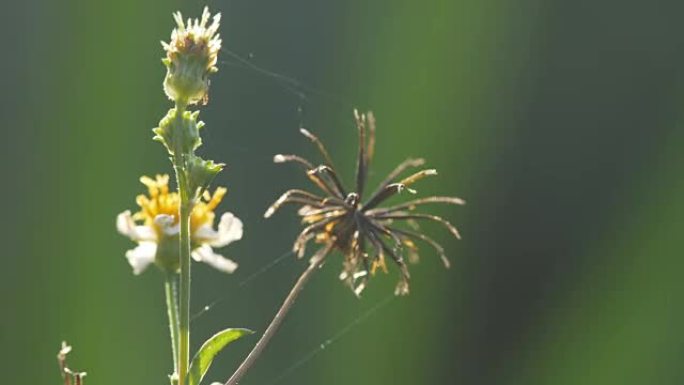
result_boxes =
[224,243,332,385]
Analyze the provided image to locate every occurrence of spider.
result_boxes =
[265,110,464,295]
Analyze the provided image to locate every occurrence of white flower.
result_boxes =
[117,174,243,275]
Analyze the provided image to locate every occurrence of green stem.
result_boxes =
[173,99,192,385]
[178,197,191,385]
[164,274,180,374]
[174,159,192,385]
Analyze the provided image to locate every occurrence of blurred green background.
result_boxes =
[2,0,684,384]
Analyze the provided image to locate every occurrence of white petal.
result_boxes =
[193,224,219,243]
[191,245,238,273]
[117,211,156,241]
[155,214,180,236]
[125,242,157,275]
[190,246,203,262]
[209,212,243,247]
[116,210,132,235]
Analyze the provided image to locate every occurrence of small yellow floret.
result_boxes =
[133,174,226,236]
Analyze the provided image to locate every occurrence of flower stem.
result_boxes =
[172,99,193,385]
[164,273,180,374]
[175,160,192,385]
[224,246,330,385]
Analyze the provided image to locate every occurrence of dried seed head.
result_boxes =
[266,110,465,296]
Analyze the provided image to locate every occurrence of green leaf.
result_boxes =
[187,328,254,385]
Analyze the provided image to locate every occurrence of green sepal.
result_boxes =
[186,328,254,385]
[155,233,181,274]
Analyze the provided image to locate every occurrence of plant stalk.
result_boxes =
[172,100,192,385]
[224,245,330,385]
[164,273,181,374]
[176,164,192,385]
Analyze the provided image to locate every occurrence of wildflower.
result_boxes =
[117,174,242,275]
[162,7,222,105]
[265,110,464,296]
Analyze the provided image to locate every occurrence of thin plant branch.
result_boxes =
[224,243,333,385]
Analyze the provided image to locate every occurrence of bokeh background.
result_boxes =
[2,0,684,384]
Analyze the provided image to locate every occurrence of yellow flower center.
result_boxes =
[133,174,226,236]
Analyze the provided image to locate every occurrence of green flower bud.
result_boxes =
[161,7,222,105]
[186,154,225,197]
[153,108,204,156]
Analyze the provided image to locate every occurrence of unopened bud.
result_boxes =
[186,154,224,196]
[153,108,204,156]
[161,7,222,105]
